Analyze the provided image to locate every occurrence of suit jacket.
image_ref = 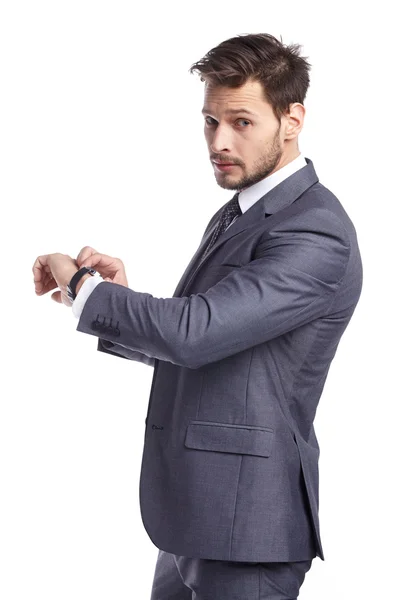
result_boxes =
[76,157,363,562]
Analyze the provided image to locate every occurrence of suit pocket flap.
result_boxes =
[185,420,274,458]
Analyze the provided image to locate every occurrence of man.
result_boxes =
[33,33,363,599]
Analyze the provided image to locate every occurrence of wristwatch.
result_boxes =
[67,266,97,302]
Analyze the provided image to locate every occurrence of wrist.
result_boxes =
[75,273,92,295]
[67,266,97,302]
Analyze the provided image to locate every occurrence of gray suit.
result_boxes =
[76,157,363,563]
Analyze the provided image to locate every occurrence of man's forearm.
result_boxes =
[72,275,104,319]
[75,273,93,295]
[74,209,350,369]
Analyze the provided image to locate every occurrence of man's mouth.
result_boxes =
[213,161,237,172]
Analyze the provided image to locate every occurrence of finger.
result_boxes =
[51,290,62,303]
[76,246,96,262]
[35,269,54,294]
[111,271,127,285]
[32,254,47,279]
[76,246,97,267]
[77,253,97,267]
[36,277,58,296]
[80,253,114,270]
[33,255,52,293]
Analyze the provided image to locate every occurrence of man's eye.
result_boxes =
[204,117,251,127]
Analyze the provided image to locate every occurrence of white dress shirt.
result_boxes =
[72,153,307,320]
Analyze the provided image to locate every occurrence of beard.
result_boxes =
[215,125,283,192]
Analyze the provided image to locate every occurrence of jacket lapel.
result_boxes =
[173,157,318,297]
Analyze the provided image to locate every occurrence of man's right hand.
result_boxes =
[75,246,129,287]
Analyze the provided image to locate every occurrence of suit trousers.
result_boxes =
[149,549,313,600]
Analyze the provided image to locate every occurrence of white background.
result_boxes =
[0,1,398,598]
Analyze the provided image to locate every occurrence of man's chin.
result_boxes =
[214,174,242,191]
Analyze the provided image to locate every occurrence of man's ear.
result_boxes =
[284,103,305,140]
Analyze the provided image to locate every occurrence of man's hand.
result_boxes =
[76,246,129,287]
[33,253,79,306]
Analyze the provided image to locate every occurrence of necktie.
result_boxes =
[201,193,242,260]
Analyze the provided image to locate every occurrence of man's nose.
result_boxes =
[209,127,232,154]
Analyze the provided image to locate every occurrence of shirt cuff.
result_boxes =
[72,273,104,319]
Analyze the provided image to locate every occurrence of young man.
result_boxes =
[33,33,363,599]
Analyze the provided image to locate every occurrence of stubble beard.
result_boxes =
[215,127,283,192]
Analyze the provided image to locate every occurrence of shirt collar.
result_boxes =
[237,153,307,214]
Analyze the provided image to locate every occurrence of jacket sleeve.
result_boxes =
[97,338,155,367]
[75,208,350,369]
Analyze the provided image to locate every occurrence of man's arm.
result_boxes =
[72,273,104,319]
[97,338,155,366]
[75,208,351,369]
[73,272,155,366]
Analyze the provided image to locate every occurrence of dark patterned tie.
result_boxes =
[201,192,242,260]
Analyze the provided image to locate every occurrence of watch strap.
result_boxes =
[67,266,97,302]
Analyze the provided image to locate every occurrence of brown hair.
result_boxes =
[189,33,311,123]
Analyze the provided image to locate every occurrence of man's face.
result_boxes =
[202,79,287,191]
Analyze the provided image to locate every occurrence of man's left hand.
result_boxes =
[33,253,79,306]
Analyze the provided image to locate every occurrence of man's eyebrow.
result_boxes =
[201,107,257,117]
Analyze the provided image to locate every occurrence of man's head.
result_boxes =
[189,33,311,191]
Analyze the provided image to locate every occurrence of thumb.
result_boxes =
[51,291,62,303]
[79,257,93,268]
